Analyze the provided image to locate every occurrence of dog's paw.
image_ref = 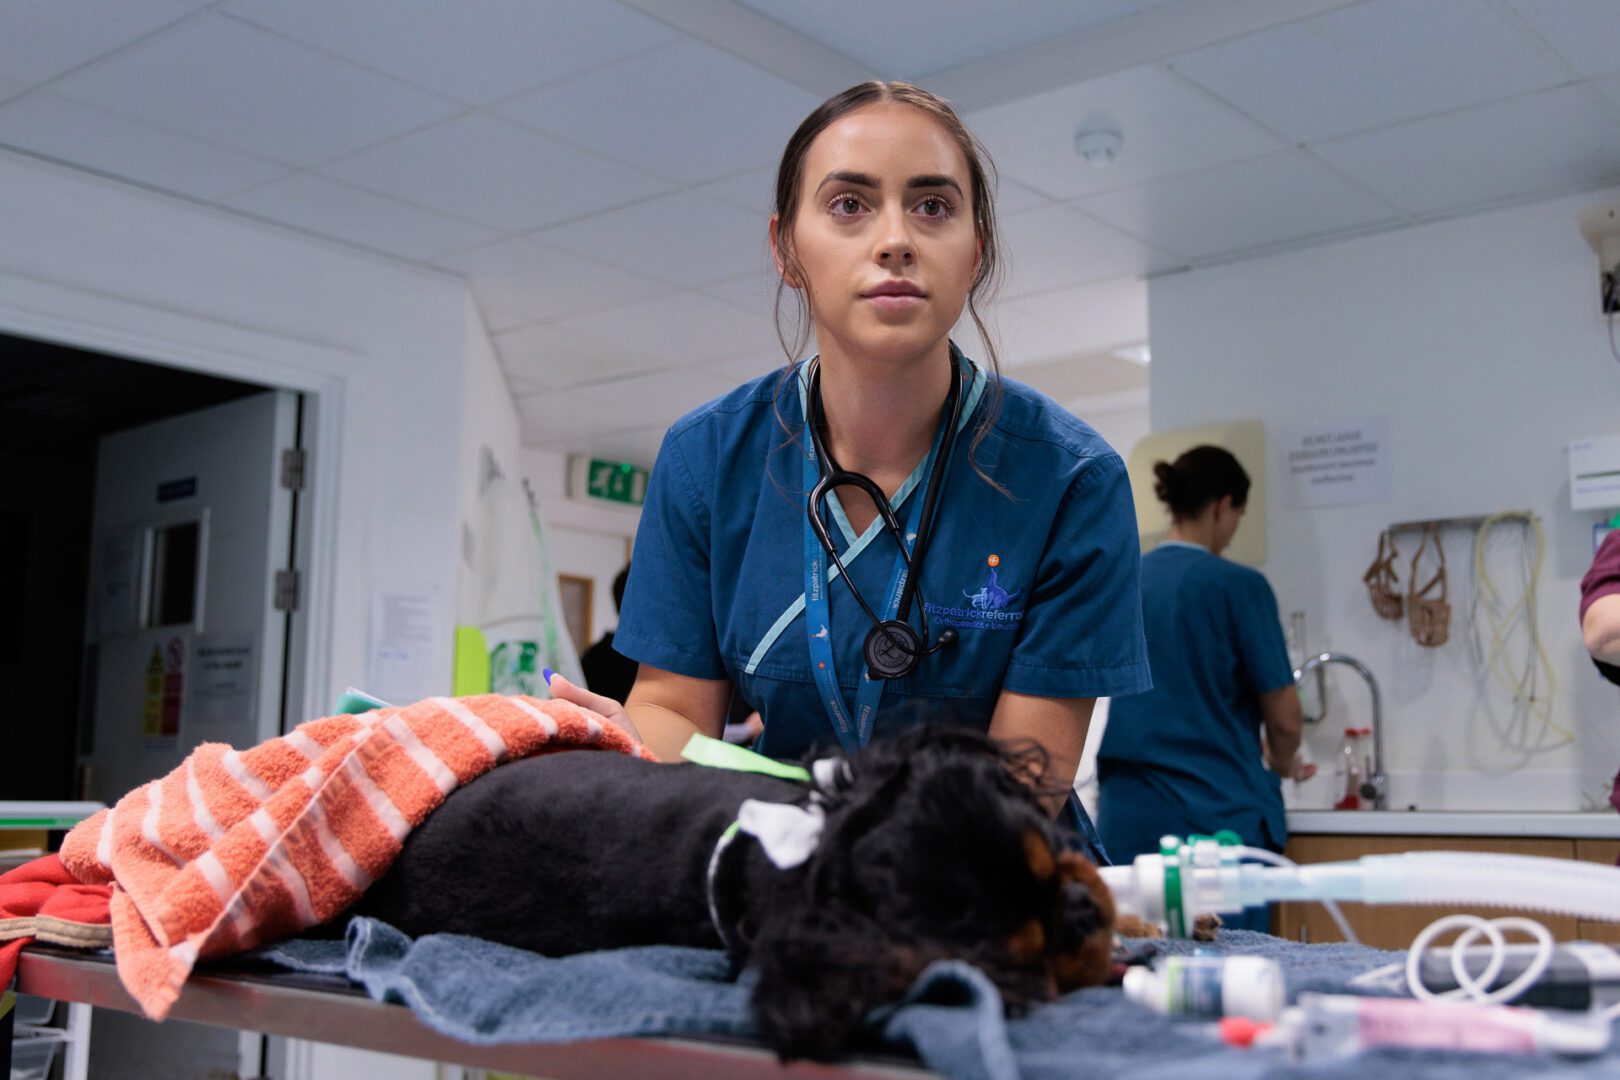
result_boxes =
[1114,914,1161,939]
[1191,913,1223,941]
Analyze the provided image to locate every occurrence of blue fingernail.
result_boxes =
[542,668,555,684]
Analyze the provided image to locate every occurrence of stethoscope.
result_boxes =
[804,352,962,680]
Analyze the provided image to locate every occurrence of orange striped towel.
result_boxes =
[57,693,651,1021]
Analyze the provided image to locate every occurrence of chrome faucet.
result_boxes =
[1293,652,1387,810]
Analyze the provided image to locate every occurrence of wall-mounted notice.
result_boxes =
[1278,417,1391,508]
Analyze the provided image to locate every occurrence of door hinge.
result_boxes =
[280,448,307,491]
[274,569,300,612]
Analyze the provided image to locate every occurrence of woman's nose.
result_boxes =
[874,205,916,265]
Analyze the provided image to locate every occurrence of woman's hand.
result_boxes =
[542,670,644,746]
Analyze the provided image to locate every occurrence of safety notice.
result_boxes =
[1278,417,1391,508]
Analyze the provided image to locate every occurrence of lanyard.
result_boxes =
[802,408,946,753]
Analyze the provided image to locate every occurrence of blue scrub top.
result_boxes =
[614,356,1152,763]
[1096,542,1295,856]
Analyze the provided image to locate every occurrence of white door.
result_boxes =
[83,389,300,805]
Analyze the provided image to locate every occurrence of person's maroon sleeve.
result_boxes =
[1580,530,1620,623]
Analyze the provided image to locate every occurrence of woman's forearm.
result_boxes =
[624,701,709,762]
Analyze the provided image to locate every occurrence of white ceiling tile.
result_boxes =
[440,237,672,325]
[482,307,532,336]
[700,168,777,214]
[993,177,1055,216]
[222,0,675,104]
[965,65,1284,201]
[1014,279,1149,360]
[546,292,779,367]
[0,92,287,200]
[1077,150,1400,260]
[1169,0,1566,144]
[1010,352,1147,404]
[569,425,669,467]
[496,38,821,184]
[1310,84,1620,216]
[954,278,1147,369]
[495,321,670,391]
[518,390,629,447]
[535,191,771,288]
[704,270,785,314]
[0,0,194,99]
[224,173,502,260]
[696,352,789,385]
[570,368,740,429]
[736,0,1163,78]
[321,113,671,231]
[1510,0,1620,79]
[51,14,460,166]
[998,202,1179,295]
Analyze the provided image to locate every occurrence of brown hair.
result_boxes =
[1153,445,1251,521]
[770,81,1007,487]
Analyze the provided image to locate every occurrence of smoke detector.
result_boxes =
[1074,127,1123,168]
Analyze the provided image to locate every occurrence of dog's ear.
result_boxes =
[749,903,929,1060]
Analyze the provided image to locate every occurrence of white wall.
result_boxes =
[1068,391,1151,462]
[0,148,509,716]
[520,448,640,649]
[1149,185,1620,812]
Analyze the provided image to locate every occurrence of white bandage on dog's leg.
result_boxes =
[736,799,825,869]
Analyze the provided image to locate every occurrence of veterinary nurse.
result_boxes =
[546,82,1150,852]
[1096,446,1313,926]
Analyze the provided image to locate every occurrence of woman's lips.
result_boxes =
[864,293,925,312]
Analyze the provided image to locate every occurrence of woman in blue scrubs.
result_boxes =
[546,82,1150,847]
[1096,446,1313,925]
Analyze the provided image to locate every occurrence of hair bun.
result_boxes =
[1152,460,1179,505]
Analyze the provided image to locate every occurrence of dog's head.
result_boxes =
[739,725,1116,1060]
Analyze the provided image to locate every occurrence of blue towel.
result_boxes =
[253,922,1620,1079]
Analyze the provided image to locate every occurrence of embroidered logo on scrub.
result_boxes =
[923,554,1025,631]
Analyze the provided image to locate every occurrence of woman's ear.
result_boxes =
[750,905,928,1060]
[769,214,802,290]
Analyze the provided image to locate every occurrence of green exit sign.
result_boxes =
[581,457,648,506]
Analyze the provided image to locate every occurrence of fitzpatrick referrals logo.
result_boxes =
[923,554,1025,631]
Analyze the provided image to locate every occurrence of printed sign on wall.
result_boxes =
[1278,417,1392,508]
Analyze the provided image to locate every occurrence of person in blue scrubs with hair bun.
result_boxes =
[1097,445,1315,926]
[544,81,1150,857]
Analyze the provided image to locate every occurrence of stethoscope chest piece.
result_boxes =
[864,620,922,679]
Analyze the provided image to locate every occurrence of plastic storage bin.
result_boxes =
[9,1033,65,1080]
[13,993,53,1026]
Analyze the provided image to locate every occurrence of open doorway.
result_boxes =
[1,333,306,806]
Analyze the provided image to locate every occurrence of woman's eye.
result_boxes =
[917,196,952,218]
[830,195,864,217]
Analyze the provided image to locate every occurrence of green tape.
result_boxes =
[452,626,491,696]
[1160,835,1187,939]
[680,733,811,783]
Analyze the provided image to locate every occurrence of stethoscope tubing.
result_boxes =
[804,351,964,669]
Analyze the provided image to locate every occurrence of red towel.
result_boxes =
[0,853,113,987]
[48,693,648,1020]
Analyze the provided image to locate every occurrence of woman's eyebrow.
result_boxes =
[817,169,879,192]
[814,170,965,199]
[907,174,964,198]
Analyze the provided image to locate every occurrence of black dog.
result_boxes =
[352,725,1118,1059]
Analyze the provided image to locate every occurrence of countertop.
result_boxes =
[1287,809,1620,838]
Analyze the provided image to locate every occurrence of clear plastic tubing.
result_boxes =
[1100,850,1620,927]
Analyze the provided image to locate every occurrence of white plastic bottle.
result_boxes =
[1122,954,1284,1021]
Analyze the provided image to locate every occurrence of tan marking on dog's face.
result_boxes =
[1022,829,1056,882]
[1048,851,1118,991]
[1008,918,1046,962]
